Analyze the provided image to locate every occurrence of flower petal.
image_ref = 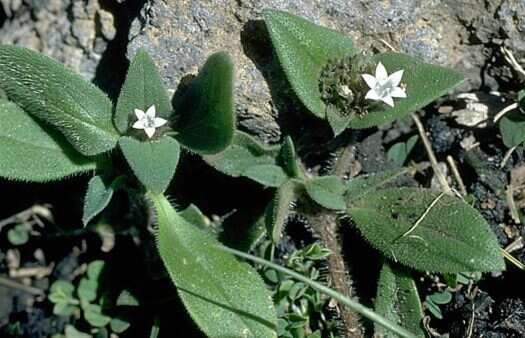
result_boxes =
[365,89,381,101]
[361,74,377,89]
[381,96,395,107]
[134,109,145,120]
[146,105,156,118]
[154,117,168,128]
[375,62,388,82]
[144,127,156,138]
[390,87,407,98]
[132,120,146,129]
[388,70,404,87]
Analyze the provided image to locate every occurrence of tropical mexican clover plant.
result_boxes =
[0,45,278,337]
[204,9,506,337]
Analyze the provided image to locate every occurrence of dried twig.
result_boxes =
[0,275,44,296]
[411,114,452,194]
[446,156,467,196]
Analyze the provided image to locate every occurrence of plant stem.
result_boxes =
[217,245,417,338]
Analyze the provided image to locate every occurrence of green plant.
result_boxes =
[48,260,139,336]
[263,9,465,135]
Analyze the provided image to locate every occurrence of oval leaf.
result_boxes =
[350,53,464,129]
[150,193,277,338]
[82,175,118,226]
[0,100,96,182]
[114,49,172,134]
[499,108,525,148]
[305,175,346,210]
[263,9,357,118]
[119,136,180,193]
[174,52,235,154]
[375,262,425,338]
[0,45,118,155]
[347,187,505,272]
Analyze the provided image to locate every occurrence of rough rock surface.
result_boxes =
[125,0,525,142]
[1,0,525,140]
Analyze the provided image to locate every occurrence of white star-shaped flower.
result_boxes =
[132,105,167,138]
[361,62,407,107]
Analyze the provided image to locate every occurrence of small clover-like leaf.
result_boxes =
[305,175,346,210]
[350,53,464,129]
[78,278,98,303]
[263,9,357,118]
[174,52,235,154]
[114,49,172,134]
[150,193,278,337]
[0,100,96,182]
[347,187,505,273]
[119,136,180,193]
[83,304,111,328]
[499,108,525,148]
[0,45,118,155]
[387,135,418,166]
[375,262,425,338]
[266,180,298,243]
[7,224,29,246]
[83,176,120,226]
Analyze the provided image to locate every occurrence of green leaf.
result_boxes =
[150,193,278,338]
[7,224,29,246]
[347,187,505,273]
[203,131,285,187]
[0,45,118,155]
[346,168,410,204]
[114,49,172,134]
[350,53,464,129]
[87,260,105,280]
[0,100,96,182]
[387,135,418,166]
[499,109,525,148]
[428,291,452,305]
[110,316,131,334]
[83,176,116,226]
[116,290,140,307]
[65,325,91,338]
[263,9,357,118]
[53,302,77,317]
[278,137,302,178]
[243,164,288,187]
[78,278,98,303]
[119,136,180,193]
[305,175,346,210]
[266,180,298,243]
[174,52,235,154]
[83,304,111,327]
[375,262,425,338]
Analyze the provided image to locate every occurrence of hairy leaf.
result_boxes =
[82,175,117,226]
[346,168,410,204]
[0,100,96,182]
[203,131,285,187]
[278,136,302,178]
[375,262,425,338]
[150,193,277,338]
[350,53,464,129]
[114,49,172,134]
[305,175,346,210]
[347,188,505,272]
[0,45,118,155]
[266,180,298,243]
[119,136,180,193]
[174,52,235,154]
[263,9,357,118]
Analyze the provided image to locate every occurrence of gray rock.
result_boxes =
[127,0,499,142]
[0,0,114,81]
